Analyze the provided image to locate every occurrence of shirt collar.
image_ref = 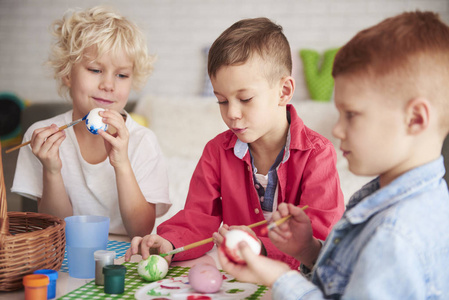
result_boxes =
[234,139,248,159]
[227,104,310,158]
[345,156,446,224]
[233,119,292,161]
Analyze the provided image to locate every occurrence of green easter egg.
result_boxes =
[137,255,169,282]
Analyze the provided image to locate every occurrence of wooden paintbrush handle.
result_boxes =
[161,219,270,256]
[183,219,269,251]
[248,219,268,228]
[183,237,214,251]
[266,205,309,231]
[5,123,73,154]
[5,141,31,153]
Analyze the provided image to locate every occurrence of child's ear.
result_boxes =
[62,75,71,88]
[405,97,430,134]
[279,76,295,106]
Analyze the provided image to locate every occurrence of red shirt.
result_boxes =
[158,104,345,269]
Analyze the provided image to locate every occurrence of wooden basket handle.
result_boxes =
[0,143,10,238]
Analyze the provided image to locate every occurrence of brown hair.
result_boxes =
[208,17,292,85]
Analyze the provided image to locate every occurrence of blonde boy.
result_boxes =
[12,6,171,237]
[218,11,449,299]
[126,18,344,269]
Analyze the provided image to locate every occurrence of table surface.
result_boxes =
[0,234,271,299]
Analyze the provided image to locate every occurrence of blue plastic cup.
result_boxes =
[65,215,110,278]
[33,269,58,299]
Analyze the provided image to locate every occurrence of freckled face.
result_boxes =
[63,47,134,120]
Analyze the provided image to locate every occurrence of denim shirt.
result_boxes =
[272,157,449,300]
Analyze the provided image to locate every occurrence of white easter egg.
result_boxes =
[137,255,169,282]
[85,108,107,134]
[221,229,261,264]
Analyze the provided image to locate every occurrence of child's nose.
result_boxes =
[99,75,114,92]
[332,118,345,140]
[227,102,242,120]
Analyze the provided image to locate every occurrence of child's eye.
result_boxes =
[240,97,252,102]
[117,74,129,79]
[217,100,228,105]
[345,111,356,119]
[88,68,101,74]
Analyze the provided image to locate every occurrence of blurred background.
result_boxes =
[1,0,448,214]
[1,0,448,103]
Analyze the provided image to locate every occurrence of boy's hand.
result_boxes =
[269,203,320,265]
[30,124,66,173]
[217,240,290,287]
[125,234,174,264]
[98,109,129,168]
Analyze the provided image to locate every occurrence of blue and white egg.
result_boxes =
[85,108,107,134]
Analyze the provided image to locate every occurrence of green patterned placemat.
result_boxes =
[58,262,268,299]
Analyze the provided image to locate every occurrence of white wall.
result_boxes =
[0,0,448,103]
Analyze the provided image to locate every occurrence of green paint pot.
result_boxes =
[103,265,127,294]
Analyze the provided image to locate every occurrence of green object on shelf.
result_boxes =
[300,48,339,101]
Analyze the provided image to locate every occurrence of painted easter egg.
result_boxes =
[85,108,107,134]
[137,255,169,282]
[221,229,261,264]
[188,263,223,293]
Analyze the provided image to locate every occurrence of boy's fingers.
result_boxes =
[101,109,126,136]
[140,236,155,260]
[212,232,224,246]
[238,241,258,264]
[289,204,309,221]
[277,202,289,214]
[125,236,143,261]
[218,225,229,236]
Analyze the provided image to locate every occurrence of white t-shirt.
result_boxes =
[12,110,171,235]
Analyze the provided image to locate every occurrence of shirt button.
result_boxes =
[247,166,251,171]
[254,208,260,214]
[333,238,340,244]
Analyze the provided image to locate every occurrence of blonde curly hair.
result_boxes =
[48,5,155,98]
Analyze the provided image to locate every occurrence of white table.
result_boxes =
[0,234,271,299]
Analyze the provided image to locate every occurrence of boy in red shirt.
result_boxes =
[126,17,344,269]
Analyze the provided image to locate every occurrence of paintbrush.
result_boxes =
[159,219,269,258]
[5,116,86,154]
[261,205,309,234]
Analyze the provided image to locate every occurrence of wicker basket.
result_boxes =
[0,144,66,291]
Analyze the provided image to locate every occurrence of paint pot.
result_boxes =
[103,265,127,294]
[94,250,116,285]
[23,274,49,300]
[33,269,58,299]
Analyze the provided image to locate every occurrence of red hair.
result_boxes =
[333,11,449,78]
